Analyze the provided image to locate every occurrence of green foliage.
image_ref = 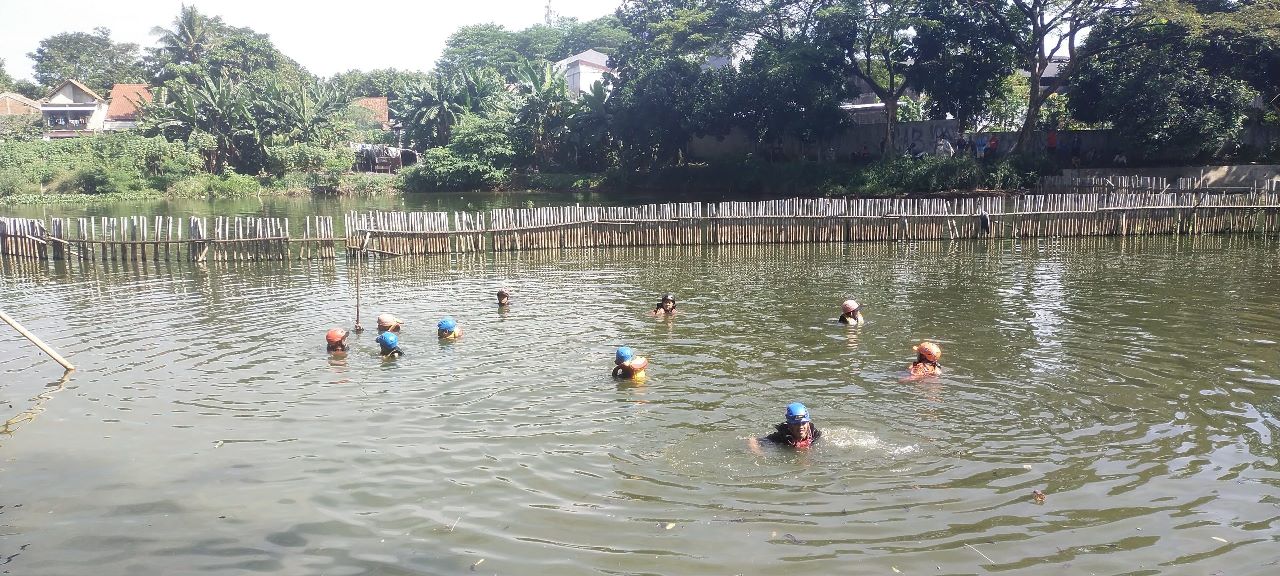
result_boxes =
[396,148,506,192]
[853,154,1047,194]
[28,27,144,95]
[8,79,45,100]
[328,68,430,101]
[1071,16,1258,161]
[0,57,14,91]
[170,172,262,198]
[0,133,200,197]
[449,115,515,167]
[912,0,1018,132]
[975,74,1029,133]
[856,156,982,194]
[148,6,310,86]
[0,115,44,142]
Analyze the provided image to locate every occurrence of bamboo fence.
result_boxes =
[4,184,1280,264]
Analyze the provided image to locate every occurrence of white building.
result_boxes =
[41,79,108,138]
[553,49,612,97]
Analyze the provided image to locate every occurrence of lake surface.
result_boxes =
[2,235,1279,575]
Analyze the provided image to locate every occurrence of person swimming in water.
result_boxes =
[749,402,823,453]
[325,328,349,353]
[376,313,404,334]
[496,289,511,307]
[438,317,463,340]
[838,299,865,326]
[909,341,942,377]
[612,346,649,380]
[652,293,677,316]
[376,331,404,358]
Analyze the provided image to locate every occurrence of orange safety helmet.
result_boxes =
[325,328,348,344]
[913,341,942,362]
[842,300,860,314]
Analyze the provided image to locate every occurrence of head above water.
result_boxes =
[785,402,811,425]
[914,341,942,363]
[657,293,676,310]
[376,331,399,352]
[497,289,510,304]
[615,346,635,364]
[438,317,458,333]
[841,300,861,314]
[376,313,403,332]
[325,328,348,344]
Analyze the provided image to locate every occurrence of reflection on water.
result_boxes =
[2,235,1279,575]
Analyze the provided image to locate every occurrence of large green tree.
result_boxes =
[956,0,1178,153]
[912,0,1017,132]
[0,58,14,92]
[328,68,431,101]
[437,24,524,78]
[1070,11,1257,161]
[28,27,145,95]
[148,6,310,86]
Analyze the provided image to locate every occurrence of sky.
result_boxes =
[0,0,622,82]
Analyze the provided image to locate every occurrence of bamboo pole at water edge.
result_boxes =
[0,309,76,371]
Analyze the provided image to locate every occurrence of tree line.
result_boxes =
[2,1,1278,196]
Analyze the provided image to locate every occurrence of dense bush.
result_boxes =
[169,173,264,198]
[0,133,200,196]
[397,148,507,192]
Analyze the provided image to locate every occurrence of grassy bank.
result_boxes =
[478,156,1053,198]
[0,133,400,206]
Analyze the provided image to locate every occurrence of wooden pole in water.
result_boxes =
[0,309,75,371]
[352,255,364,333]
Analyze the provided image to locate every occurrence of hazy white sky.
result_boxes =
[0,0,622,82]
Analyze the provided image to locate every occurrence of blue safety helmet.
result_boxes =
[438,317,457,332]
[785,402,811,425]
[376,331,399,350]
[615,346,635,363]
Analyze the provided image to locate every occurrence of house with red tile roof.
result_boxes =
[104,84,153,131]
[0,92,41,116]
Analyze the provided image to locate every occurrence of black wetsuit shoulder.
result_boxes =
[764,423,822,445]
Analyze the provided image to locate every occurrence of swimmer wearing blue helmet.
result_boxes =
[438,317,463,340]
[612,346,649,380]
[749,402,822,453]
[376,331,404,358]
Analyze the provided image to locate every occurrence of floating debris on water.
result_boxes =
[1033,490,1046,504]
[470,558,484,571]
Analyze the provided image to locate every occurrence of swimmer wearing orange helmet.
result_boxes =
[325,328,349,353]
[909,341,943,377]
[838,299,865,326]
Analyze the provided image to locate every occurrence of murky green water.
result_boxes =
[3,235,1279,575]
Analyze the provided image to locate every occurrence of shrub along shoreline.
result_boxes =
[1,132,1055,206]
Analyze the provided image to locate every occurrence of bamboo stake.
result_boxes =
[0,309,75,371]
